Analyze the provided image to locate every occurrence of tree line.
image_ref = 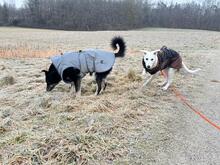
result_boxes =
[0,0,220,31]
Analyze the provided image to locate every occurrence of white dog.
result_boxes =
[141,46,201,90]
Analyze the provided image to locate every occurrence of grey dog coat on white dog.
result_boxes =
[51,49,115,80]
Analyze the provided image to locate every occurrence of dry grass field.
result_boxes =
[0,27,220,164]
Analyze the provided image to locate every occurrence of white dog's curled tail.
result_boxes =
[182,62,201,74]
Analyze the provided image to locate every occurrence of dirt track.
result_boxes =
[0,28,220,164]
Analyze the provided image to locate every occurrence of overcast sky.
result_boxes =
[0,0,199,8]
[0,0,23,7]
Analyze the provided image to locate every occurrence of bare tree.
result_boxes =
[0,0,219,31]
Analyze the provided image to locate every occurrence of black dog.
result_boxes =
[42,36,126,96]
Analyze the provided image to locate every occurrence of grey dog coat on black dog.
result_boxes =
[143,46,182,75]
[51,49,115,80]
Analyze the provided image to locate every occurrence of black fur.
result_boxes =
[42,64,81,92]
[42,36,126,95]
[63,67,80,83]
[95,68,112,95]
[142,58,147,71]
[42,64,61,91]
[111,36,126,58]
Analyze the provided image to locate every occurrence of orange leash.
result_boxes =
[173,87,220,131]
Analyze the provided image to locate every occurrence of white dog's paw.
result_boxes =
[159,81,167,87]
[162,86,169,91]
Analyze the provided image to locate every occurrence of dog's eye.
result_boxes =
[145,58,148,61]
[151,59,154,61]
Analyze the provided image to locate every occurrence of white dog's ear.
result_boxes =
[140,50,149,53]
[153,49,161,55]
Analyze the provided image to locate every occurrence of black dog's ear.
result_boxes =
[41,70,48,74]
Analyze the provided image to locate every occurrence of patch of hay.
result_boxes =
[8,156,30,165]
[126,69,142,82]
[0,109,12,119]
[36,96,52,109]
[2,117,13,127]
[0,76,15,87]
[27,136,122,164]
[31,138,82,164]
[88,99,116,112]
[0,65,6,70]
[10,133,27,144]
[0,126,7,134]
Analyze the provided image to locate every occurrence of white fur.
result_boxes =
[142,69,146,76]
[141,50,201,90]
[162,68,174,90]
[142,72,159,88]
[182,62,201,74]
[142,50,158,70]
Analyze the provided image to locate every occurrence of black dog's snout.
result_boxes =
[46,84,56,92]
[46,86,52,92]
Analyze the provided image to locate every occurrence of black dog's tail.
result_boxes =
[111,36,126,58]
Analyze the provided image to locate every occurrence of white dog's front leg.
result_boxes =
[162,68,174,90]
[142,74,157,88]
[159,69,169,87]
[142,69,146,76]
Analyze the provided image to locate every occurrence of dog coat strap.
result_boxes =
[78,51,90,74]
[85,50,96,73]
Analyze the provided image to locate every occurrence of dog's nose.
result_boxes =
[147,65,150,69]
[47,85,55,91]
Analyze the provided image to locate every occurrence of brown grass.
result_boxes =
[0,47,59,58]
[0,27,219,164]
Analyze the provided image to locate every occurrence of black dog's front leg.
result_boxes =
[95,78,102,96]
[74,78,82,97]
